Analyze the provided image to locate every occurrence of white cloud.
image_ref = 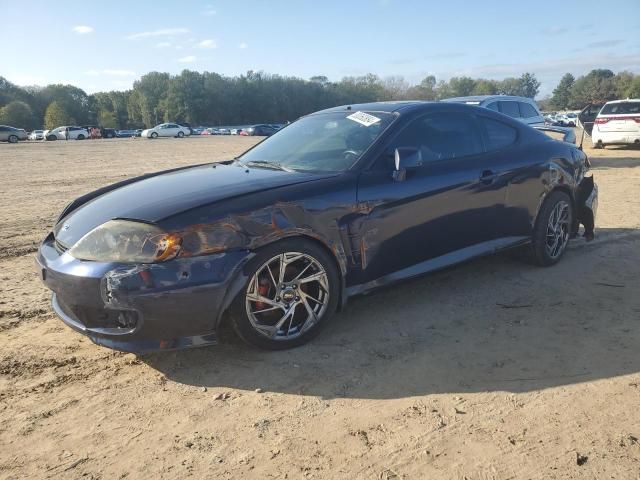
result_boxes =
[156,41,172,48]
[126,28,190,40]
[72,25,94,34]
[85,69,136,76]
[202,5,216,16]
[197,39,217,49]
[239,42,248,49]
[178,55,197,63]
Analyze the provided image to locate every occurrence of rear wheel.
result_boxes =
[530,191,573,266]
[8,135,18,143]
[229,239,340,350]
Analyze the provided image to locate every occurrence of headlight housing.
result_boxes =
[68,220,182,263]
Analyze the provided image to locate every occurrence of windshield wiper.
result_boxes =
[244,160,293,172]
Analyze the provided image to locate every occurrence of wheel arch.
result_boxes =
[214,233,347,330]
[533,184,575,233]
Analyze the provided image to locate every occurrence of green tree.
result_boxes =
[0,101,36,128]
[550,73,575,109]
[98,110,118,128]
[472,79,498,95]
[627,76,640,98]
[519,73,541,98]
[44,101,73,129]
[406,75,437,100]
[569,69,617,108]
[448,76,476,97]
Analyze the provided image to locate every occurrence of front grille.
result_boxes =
[54,239,69,254]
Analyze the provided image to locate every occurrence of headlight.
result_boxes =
[68,220,182,263]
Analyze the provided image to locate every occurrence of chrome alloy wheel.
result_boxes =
[545,200,570,259]
[245,252,330,340]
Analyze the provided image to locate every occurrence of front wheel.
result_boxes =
[77,134,85,140]
[47,135,57,141]
[177,131,184,138]
[8,135,18,143]
[150,132,158,139]
[530,191,573,266]
[229,239,340,350]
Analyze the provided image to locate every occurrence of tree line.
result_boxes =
[546,69,640,111]
[0,68,637,130]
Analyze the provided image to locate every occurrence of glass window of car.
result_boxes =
[600,101,640,115]
[375,112,484,169]
[499,101,521,118]
[0,126,7,132]
[239,111,395,172]
[479,117,517,151]
[486,102,499,112]
[519,102,539,118]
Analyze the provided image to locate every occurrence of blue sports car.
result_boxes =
[36,102,597,352]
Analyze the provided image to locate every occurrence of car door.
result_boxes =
[352,111,508,285]
[167,124,180,137]
[578,103,603,136]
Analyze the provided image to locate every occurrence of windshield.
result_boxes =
[239,111,395,172]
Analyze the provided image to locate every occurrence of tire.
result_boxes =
[8,135,18,144]
[77,134,85,140]
[229,238,340,350]
[177,131,184,138]
[47,135,57,141]
[529,191,573,266]
[150,132,158,139]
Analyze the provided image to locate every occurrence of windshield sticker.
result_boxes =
[346,111,381,127]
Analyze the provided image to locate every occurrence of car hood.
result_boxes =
[54,162,336,247]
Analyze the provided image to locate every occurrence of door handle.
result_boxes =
[480,170,498,184]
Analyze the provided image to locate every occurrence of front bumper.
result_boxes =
[36,234,251,352]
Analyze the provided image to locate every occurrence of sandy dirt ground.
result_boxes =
[0,135,639,479]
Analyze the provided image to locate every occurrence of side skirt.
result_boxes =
[345,236,530,297]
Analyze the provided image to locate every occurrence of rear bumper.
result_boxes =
[592,130,640,145]
[36,234,252,353]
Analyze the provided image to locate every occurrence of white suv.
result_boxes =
[443,95,545,126]
[591,99,640,148]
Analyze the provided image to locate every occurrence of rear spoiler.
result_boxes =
[533,125,576,145]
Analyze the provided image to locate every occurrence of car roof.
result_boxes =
[442,95,536,103]
[603,98,640,104]
[313,101,436,115]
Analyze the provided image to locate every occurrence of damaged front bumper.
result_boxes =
[35,233,251,352]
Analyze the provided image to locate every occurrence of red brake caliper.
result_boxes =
[255,277,271,311]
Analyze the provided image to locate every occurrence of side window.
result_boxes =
[480,117,517,151]
[486,102,499,112]
[499,101,520,118]
[519,102,539,118]
[375,112,484,169]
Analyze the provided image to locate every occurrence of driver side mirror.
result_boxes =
[393,147,422,182]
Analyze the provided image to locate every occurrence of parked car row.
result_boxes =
[543,112,579,127]
[2,121,287,143]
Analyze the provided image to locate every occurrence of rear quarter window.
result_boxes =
[480,117,517,151]
[600,102,640,115]
[499,101,521,118]
[519,102,539,118]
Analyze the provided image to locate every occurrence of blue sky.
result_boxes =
[3,0,639,97]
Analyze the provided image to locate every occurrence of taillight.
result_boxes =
[634,117,640,123]
[594,117,610,124]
